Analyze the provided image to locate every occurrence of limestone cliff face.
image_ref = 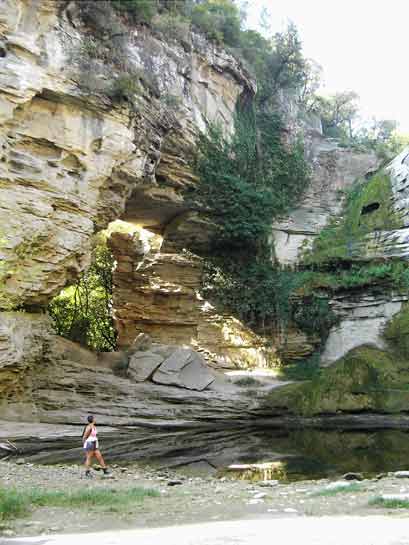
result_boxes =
[272,136,380,265]
[2,1,409,427]
[0,0,269,387]
[0,0,254,310]
[109,229,272,369]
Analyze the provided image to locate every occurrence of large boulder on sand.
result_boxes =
[152,348,215,391]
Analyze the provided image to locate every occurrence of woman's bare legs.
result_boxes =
[85,451,94,469]
[95,449,107,469]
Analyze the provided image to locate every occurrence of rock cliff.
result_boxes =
[2,0,409,429]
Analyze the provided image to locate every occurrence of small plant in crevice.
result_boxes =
[234,376,262,387]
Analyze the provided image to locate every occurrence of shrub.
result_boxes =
[108,73,141,102]
[384,304,409,358]
[191,0,242,47]
[234,376,261,387]
[192,108,318,344]
[111,0,159,22]
[49,233,117,352]
[194,110,310,251]
[153,12,191,43]
[161,93,182,110]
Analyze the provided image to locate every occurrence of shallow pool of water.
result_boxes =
[7,427,409,482]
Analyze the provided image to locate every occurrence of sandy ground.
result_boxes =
[2,460,409,539]
[4,517,409,545]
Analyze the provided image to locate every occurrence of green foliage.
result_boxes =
[194,110,310,251]
[268,346,409,416]
[313,91,359,140]
[153,12,191,42]
[192,108,339,352]
[369,496,409,509]
[28,486,159,507]
[355,119,409,160]
[107,72,141,102]
[312,483,362,497]
[292,296,337,338]
[301,262,409,293]
[191,0,242,46]
[0,486,159,521]
[277,353,322,381]
[258,23,307,103]
[0,488,29,522]
[303,171,403,266]
[384,304,409,358]
[49,234,116,352]
[111,0,158,21]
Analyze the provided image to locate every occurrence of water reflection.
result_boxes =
[7,428,409,482]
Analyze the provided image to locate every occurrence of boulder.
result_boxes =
[128,351,165,382]
[152,348,215,391]
[128,333,152,354]
[394,471,409,478]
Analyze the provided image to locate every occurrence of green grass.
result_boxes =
[0,486,159,521]
[0,488,30,522]
[369,496,409,509]
[311,483,362,497]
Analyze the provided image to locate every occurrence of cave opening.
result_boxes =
[48,221,159,353]
[361,202,380,215]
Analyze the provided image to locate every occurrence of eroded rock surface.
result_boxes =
[109,229,275,369]
[272,135,380,265]
[0,0,254,309]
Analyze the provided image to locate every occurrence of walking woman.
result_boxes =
[82,415,110,478]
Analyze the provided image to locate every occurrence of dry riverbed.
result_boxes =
[1,460,409,538]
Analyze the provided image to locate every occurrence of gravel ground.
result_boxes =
[2,460,409,538]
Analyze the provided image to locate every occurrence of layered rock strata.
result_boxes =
[0,0,254,309]
[109,229,274,369]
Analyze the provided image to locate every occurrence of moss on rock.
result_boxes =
[304,171,403,265]
[384,303,409,358]
[267,346,409,416]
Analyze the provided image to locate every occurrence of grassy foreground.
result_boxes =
[0,486,159,522]
[311,483,362,497]
[369,496,409,509]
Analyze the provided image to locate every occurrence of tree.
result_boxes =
[258,23,307,103]
[191,0,242,46]
[49,234,117,352]
[299,59,322,110]
[315,91,360,139]
[259,5,272,37]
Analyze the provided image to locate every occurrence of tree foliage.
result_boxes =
[194,109,310,251]
[190,0,242,46]
[49,235,116,352]
[193,108,317,338]
[314,91,360,140]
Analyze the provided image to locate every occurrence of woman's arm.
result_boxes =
[82,424,91,442]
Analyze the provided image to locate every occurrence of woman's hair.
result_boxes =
[87,415,94,423]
